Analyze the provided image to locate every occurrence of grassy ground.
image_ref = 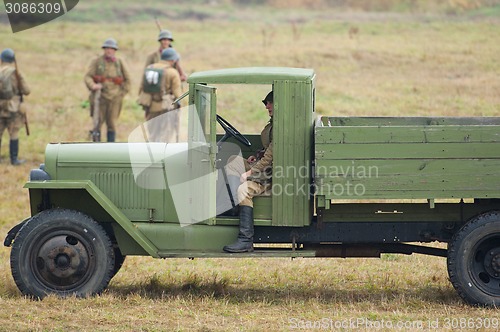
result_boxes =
[0,3,500,331]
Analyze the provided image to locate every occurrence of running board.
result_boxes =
[157,243,447,259]
[158,248,316,258]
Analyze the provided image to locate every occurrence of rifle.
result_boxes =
[155,17,162,31]
[90,89,101,142]
[13,58,29,136]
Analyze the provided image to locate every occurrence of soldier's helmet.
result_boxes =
[158,29,174,42]
[262,91,273,105]
[101,38,118,50]
[161,48,178,61]
[1,48,15,63]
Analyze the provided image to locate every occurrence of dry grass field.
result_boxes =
[1,1,500,331]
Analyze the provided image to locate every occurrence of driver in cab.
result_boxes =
[223,91,274,253]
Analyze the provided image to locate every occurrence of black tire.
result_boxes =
[447,211,500,306]
[112,246,126,277]
[10,209,115,299]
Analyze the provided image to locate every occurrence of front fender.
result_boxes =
[4,217,30,247]
[23,180,159,257]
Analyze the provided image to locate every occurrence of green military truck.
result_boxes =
[4,67,500,307]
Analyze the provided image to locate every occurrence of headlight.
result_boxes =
[29,164,51,181]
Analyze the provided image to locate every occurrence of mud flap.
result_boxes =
[4,217,30,247]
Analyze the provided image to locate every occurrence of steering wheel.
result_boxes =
[216,114,252,147]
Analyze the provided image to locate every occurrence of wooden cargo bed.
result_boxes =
[314,116,500,201]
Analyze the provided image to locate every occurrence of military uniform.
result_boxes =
[226,120,273,207]
[141,60,182,142]
[139,47,184,91]
[141,60,182,120]
[84,54,131,142]
[223,91,274,253]
[0,51,30,165]
[144,49,162,68]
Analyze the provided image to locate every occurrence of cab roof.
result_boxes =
[187,67,315,85]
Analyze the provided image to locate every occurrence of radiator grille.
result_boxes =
[90,172,149,209]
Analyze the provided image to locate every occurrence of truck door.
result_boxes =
[187,84,217,225]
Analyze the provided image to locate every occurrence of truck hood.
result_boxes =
[44,142,189,180]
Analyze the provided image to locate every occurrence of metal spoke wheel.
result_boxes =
[447,211,500,307]
[10,209,115,299]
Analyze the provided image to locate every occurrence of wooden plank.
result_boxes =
[315,175,500,193]
[315,126,500,144]
[314,159,500,199]
[315,142,500,159]
[320,116,500,127]
[317,189,500,200]
[314,159,500,177]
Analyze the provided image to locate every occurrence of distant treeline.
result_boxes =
[231,0,499,12]
[0,0,497,26]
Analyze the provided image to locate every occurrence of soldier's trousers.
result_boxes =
[98,95,123,133]
[0,112,23,140]
[225,155,271,208]
[237,181,271,208]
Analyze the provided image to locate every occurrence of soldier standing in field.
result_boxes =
[138,29,186,142]
[0,48,30,165]
[144,29,186,82]
[138,48,182,142]
[84,38,131,142]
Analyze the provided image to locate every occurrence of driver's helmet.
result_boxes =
[262,91,273,105]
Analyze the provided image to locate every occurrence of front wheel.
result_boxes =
[10,209,115,299]
[447,211,500,306]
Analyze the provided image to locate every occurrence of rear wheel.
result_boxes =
[447,211,500,306]
[10,209,115,299]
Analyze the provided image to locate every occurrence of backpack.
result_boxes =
[142,67,164,94]
[0,67,15,100]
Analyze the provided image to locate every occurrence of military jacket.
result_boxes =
[84,55,131,100]
[0,63,30,115]
[144,50,161,69]
[141,61,182,113]
[250,120,273,180]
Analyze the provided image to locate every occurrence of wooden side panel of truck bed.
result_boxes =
[315,117,500,201]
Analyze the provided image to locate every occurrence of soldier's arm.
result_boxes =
[84,58,98,90]
[250,142,273,174]
[170,69,182,99]
[15,70,31,96]
[175,60,187,82]
[120,59,131,95]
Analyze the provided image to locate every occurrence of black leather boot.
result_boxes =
[10,139,25,165]
[225,175,241,216]
[107,131,115,142]
[223,206,254,253]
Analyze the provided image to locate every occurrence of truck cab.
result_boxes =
[187,67,316,228]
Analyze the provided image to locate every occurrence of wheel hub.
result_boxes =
[55,254,71,269]
[35,235,90,287]
[484,247,500,277]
